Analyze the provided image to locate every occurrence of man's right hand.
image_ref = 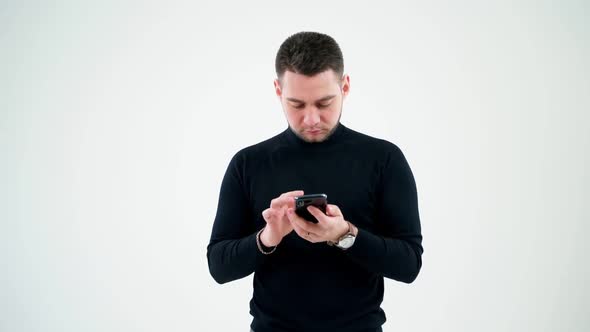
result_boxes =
[260,190,304,247]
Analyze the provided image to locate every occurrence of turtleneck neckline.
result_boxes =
[282,122,347,148]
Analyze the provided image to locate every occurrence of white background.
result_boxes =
[1,1,589,331]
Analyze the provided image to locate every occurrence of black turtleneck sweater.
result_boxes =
[206,122,423,332]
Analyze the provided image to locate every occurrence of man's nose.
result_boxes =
[302,108,320,126]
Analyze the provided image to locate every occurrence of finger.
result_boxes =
[286,208,316,233]
[282,190,304,209]
[270,190,303,209]
[269,197,282,209]
[280,190,304,198]
[262,208,275,223]
[307,205,328,223]
[289,215,316,242]
[270,197,290,209]
[326,204,342,217]
[289,216,307,238]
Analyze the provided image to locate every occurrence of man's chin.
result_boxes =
[301,132,327,143]
[291,125,333,143]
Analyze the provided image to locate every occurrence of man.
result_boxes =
[207,31,423,332]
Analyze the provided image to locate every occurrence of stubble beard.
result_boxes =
[294,110,342,143]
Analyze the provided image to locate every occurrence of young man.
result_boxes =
[207,31,423,332]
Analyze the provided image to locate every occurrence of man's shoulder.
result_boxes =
[344,126,403,155]
[230,131,286,161]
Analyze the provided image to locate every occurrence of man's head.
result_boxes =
[274,32,350,143]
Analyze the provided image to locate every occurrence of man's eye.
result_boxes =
[291,103,330,109]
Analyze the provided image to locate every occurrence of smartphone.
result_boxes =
[293,193,328,223]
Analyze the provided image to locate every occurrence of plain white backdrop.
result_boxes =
[1,1,588,331]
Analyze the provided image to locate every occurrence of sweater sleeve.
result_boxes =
[206,151,269,284]
[343,144,424,283]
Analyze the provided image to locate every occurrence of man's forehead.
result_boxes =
[280,70,341,102]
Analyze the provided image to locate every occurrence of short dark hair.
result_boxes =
[275,31,344,84]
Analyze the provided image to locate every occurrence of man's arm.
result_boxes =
[343,144,423,283]
[206,152,268,284]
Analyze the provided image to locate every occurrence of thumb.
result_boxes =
[327,204,342,216]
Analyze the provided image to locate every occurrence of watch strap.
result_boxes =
[327,221,354,246]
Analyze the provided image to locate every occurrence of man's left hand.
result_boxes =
[286,204,349,243]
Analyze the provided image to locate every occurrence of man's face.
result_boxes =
[274,69,350,143]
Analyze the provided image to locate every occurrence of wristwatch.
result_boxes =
[327,221,356,250]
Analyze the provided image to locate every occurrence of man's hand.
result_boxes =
[286,204,350,243]
[260,190,304,247]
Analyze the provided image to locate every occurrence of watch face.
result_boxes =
[338,235,355,249]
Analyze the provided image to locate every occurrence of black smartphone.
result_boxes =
[293,193,327,223]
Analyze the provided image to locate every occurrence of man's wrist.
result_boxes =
[329,220,355,243]
[260,227,280,247]
[256,228,277,254]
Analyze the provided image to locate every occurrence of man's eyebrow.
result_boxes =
[286,95,337,103]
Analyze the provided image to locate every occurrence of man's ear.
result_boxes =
[273,79,282,97]
[341,74,350,98]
